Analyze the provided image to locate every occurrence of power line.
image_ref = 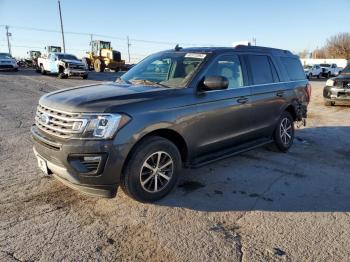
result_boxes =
[0,24,216,46]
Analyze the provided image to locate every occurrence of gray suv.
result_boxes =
[31,46,310,202]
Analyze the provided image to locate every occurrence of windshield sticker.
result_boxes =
[185,53,207,59]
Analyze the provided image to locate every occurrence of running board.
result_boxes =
[188,138,273,168]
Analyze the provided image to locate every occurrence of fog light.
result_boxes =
[83,156,101,162]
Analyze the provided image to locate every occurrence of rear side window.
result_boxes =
[247,55,274,85]
[280,57,305,81]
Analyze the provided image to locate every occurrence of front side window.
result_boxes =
[121,52,206,88]
[248,55,274,85]
[203,55,244,88]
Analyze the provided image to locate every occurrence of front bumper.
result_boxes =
[323,85,350,103]
[31,125,126,198]
[0,64,18,70]
[64,68,87,77]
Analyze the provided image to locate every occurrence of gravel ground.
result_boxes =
[0,69,350,262]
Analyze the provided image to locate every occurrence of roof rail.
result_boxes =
[235,45,292,55]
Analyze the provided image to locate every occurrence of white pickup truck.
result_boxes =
[304,64,323,79]
[37,52,88,79]
[320,63,343,78]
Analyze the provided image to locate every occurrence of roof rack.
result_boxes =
[235,45,292,55]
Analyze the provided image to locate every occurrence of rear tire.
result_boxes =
[40,65,46,75]
[273,111,294,152]
[317,73,322,79]
[121,136,182,202]
[82,74,88,79]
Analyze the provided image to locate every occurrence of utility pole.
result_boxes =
[58,0,66,52]
[127,36,131,63]
[5,25,12,55]
[90,34,93,52]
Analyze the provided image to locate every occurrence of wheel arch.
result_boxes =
[121,128,189,175]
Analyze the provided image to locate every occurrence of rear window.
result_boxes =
[248,55,275,84]
[281,57,306,81]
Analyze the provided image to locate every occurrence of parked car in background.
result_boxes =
[0,53,19,71]
[32,45,310,202]
[320,63,343,78]
[37,53,88,79]
[323,64,350,106]
[304,64,322,79]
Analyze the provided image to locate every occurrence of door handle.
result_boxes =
[237,97,248,104]
[276,91,284,97]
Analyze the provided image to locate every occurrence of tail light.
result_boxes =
[306,83,312,102]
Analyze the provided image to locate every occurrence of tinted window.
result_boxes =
[204,55,244,88]
[280,57,305,81]
[248,55,274,84]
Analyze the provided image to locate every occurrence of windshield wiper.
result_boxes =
[129,79,169,88]
[115,77,131,84]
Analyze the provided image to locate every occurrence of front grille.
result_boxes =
[69,64,85,70]
[335,80,350,89]
[81,160,100,172]
[0,65,13,69]
[35,104,85,139]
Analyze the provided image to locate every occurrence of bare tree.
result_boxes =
[325,33,350,59]
[298,49,309,58]
[312,47,327,59]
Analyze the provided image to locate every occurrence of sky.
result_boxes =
[0,0,349,62]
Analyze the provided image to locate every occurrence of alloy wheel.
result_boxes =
[280,118,292,145]
[140,151,174,193]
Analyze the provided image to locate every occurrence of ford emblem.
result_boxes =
[40,113,50,124]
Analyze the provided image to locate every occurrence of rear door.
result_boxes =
[192,53,255,156]
[244,54,286,136]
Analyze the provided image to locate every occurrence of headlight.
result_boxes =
[326,79,335,86]
[82,114,131,139]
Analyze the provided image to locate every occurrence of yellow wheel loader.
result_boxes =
[83,40,125,72]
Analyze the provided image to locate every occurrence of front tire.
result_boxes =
[94,59,105,73]
[58,72,68,79]
[273,111,294,152]
[121,136,182,202]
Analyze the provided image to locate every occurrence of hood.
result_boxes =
[61,59,83,65]
[39,82,174,113]
[334,73,350,81]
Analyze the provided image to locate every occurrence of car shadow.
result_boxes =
[156,126,350,212]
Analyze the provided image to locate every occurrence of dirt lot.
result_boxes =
[1,69,350,262]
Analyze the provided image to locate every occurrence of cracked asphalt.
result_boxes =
[1,69,350,261]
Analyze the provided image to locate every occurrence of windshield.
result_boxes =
[320,64,330,67]
[342,65,350,73]
[0,53,12,59]
[120,52,207,88]
[100,42,111,49]
[304,65,312,69]
[57,54,79,60]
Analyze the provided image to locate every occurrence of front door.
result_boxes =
[193,54,254,156]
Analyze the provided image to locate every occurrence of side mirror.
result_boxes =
[202,76,229,91]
